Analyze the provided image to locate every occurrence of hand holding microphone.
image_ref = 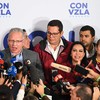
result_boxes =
[24,59,40,84]
[7,57,17,82]
[52,71,70,93]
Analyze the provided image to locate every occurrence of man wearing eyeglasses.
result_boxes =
[34,20,72,93]
[1,28,44,81]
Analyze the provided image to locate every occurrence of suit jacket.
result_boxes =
[1,48,44,81]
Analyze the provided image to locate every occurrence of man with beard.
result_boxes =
[79,25,96,58]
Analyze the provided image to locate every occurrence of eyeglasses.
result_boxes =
[47,32,60,36]
[8,40,23,44]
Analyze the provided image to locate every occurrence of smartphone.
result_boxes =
[74,65,89,76]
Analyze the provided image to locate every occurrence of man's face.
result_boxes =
[47,26,63,46]
[8,32,24,55]
[23,32,31,49]
[96,44,100,56]
[80,30,95,48]
[70,86,80,100]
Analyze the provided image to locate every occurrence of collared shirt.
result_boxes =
[86,44,96,58]
[46,39,64,60]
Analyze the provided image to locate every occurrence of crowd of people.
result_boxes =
[0,19,100,100]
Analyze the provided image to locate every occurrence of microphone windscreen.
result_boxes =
[52,71,58,77]
[24,59,40,84]
[3,62,10,70]
[29,65,40,84]
[0,52,4,58]
[14,62,23,73]
[0,59,4,65]
[7,66,17,77]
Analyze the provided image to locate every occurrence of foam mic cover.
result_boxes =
[24,59,40,84]
[0,59,4,65]
[52,71,70,93]
[0,59,4,69]
[3,62,11,70]
[7,65,17,77]
[52,71,63,82]
[14,62,23,73]
[0,52,4,58]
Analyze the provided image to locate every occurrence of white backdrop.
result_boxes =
[0,0,100,49]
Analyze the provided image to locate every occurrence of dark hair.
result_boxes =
[96,39,100,47]
[47,19,63,32]
[80,25,95,37]
[76,84,92,100]
[0,85,13,100]
[68,41,88,66]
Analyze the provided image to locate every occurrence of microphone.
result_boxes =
[51,62,71,73]
[14,62,23,73]
[0,52,4,69]
[24,59,51,95]
[0,52,7,75]
[7,65,17,82]
[24,59,40,84]
[7,65,17,77]
[52,71,70,93]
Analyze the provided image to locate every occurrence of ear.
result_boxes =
[60,31,64,37]
[92,36,95,41]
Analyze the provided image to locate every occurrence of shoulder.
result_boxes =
[1,48,10,56]
[23,49,39,56]
[62,38,72,47]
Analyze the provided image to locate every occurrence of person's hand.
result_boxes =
[92,87,100,100]
[29,82,37,93]
[35,79,44,96]
[20,75,27,90]
[85,68,99,80]
[86,60,92,68]
[21,75,27,85]
[66,84,75,91]
[0,73,5,85]
[4,79,12,89]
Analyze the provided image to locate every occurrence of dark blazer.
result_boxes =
[1,48,45,81]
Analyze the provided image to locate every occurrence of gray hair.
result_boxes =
[8,28,24,39]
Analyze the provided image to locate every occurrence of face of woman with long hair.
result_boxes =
[96,40,100,56]
[71,44,85,65]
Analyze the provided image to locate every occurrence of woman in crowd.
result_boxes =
[63,41,97,85]
[64,41,88,84]
[89,39,100,74]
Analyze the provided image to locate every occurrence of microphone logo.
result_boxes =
[7,66,17,77]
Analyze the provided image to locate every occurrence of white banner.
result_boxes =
[0,0,100,49]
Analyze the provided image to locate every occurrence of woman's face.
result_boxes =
[96,44,100,56]
[71,44,85,64]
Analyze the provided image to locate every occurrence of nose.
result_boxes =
[12,41,17,45]
[81,36,85,41]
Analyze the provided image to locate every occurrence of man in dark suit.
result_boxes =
[1,28,44,81]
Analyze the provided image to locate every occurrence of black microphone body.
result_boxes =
[24,59,40,84]
[52,71,70,93]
